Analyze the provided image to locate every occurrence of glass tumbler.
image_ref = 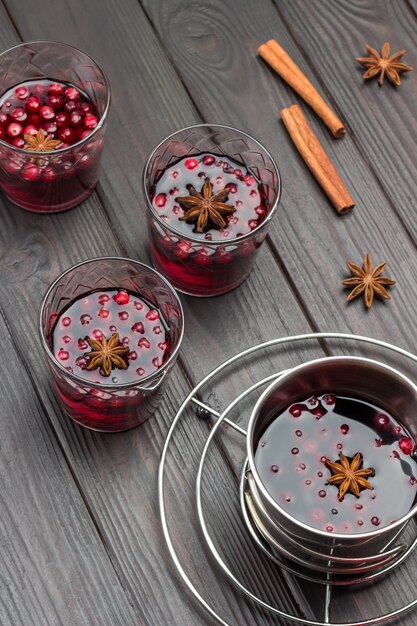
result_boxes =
[40,257,184,432]
[143,124,281,297]
[0,41,110,212]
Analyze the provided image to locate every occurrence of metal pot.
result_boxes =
[246,356,417,573]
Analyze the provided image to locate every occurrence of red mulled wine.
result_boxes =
[255,394,417,534]
[52,289,170,431]
[0,79,102,211]
[149,152,269,296]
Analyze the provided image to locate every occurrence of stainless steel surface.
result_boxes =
[158,332,417,625]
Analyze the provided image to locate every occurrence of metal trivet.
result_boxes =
[159,333,417,625]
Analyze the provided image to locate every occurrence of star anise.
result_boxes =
[24,129,61,152]
[325,452,375,501]
[176,177,236,233]
[342,253,395,309]
[356,43,413,86]
[85,333,129,378]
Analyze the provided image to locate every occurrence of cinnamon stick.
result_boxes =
[258,39,345,139]
[281,104,354,214]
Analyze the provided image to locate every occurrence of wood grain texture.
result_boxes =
[275,0,417,240]
[0,0,323,623]
[0,315,138,626]
[0,0,416,624]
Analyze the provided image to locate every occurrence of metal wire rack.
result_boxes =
[159,333,417,625]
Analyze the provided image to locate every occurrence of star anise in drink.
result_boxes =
[176,177,236,233]
[325,452,375,501]
[24,128,61,152]
[85,332,129,377]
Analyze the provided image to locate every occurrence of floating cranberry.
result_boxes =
[42,121,58,135]
[11,137,25,148]
[202,154,215,166]
[295,430,303,437]
[271,465,279,473]
[0,112,10,126]
[65,87,80,101]
[11,107,27,123]
[131,322,145,334]
[291,447,299,455]
[55,112,69,127]
[118,311,129,321]
[289,403,306,418]
[80,314,92,325]
[40,105,55,121]
[399,437,415,455]
[340,424,350,435]
[46,94,64,110]
[22,124,39,138]
[154,193,167,208]
[28,114,41,127]
[7,122,23,137]
[48,83,65,96]
[374,412,391,430]
[75,356,88,370]
[355,503,363,510]
[146,309,159,321]
[136,367,145,377]
[83,114,98,130]
[70,111,83,127]
[325,525,334,533]
[184,157,198,170]
[57,349,69,360]
[113,291,130,305]
[62,317,72,327]
[63,335,71,344]
[322,394,336,406]
[57,126,76,144]
[98,293,110,305]
[64,100,79,113]
[109,325,117,333]
[138,337,151,349]
[318,490,326,498]
[80,102,94,115]
[21,163,41,182]
[127,351,137,361]
[371,516,381,527]
[25,95,41,114]
[15,85,29,100]
[98,308,110,319]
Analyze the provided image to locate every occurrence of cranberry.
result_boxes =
[371,516,381,526]
[311,407,326,419]
[0,127,5,140]
[399,437,415,455]
[80,102,94,115]
[131,322,145,334]
[65,87,81,101]
[69,111,82,127]
[154,193,167,208]
[341,424,349,435]
[64,100,80,114]
[28,114,41,127]
[25,96,41,114]
[80,314,92,325]
[98,308,110,319]
[118,311,129,321]
[138,338,151,349]
[202,154,215,166]
[6,123,23,137]
[15,85,29,100]
[22,124,38,137]
[289,403,305,418]
[21,163,41,182]
[76,129,92,141]
[55,112,69,127]
[11,107,27,123]
[83,114,98,130]
[43,166,56,183]
[0,112,10,126]
[48,83,65,96]
[194,248,212,265]
[57,349,69,361]
[146,309,159,321]
[47,94,65,110]
[57,126,76,144]
[31,84,48,99]
[136,367,145,377]
[291,447,299,455]
[114,291,130,305]
[42,121,58,135]
[40,105,55,121]
[184,157,198,170]
[11,137,25,148]
[374,412,391,430]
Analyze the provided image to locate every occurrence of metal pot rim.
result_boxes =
[247,355,417,541]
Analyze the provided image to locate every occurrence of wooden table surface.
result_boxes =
[1,0,417,624]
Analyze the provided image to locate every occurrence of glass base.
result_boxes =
[5,184,96,213]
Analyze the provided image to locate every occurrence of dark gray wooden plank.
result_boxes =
[275,0,417,241]
[0,313,138,626]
